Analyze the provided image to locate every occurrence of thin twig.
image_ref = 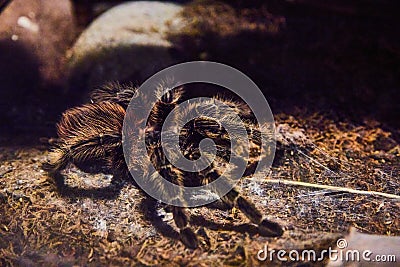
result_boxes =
[259,178,400,200]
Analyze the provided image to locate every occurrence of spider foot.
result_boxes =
[180,227,198,249]
[258,219,284,237]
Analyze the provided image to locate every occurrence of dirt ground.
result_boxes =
[0,111,398,266]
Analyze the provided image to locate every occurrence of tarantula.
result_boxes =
[44,82,283,249]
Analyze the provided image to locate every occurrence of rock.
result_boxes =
[0,0,76,130]
[68,1,185,91]
[327,228,400,267]
[0,0,76,89]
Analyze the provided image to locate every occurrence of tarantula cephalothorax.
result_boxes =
[44,82,284,249]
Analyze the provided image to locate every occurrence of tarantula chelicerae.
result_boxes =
[44,82,283,249]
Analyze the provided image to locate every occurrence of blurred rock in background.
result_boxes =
[68,1,185,92]
[0,0,76,136]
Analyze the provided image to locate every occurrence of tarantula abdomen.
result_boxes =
[44,101,125,174]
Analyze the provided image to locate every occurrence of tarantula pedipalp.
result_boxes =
[44,82,283,249]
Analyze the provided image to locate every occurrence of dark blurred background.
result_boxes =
[0,0,399,144]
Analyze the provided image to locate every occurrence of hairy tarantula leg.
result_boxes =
[144,144,199,249]
[165,184,199,249]
[42,147,70,173]
[146,168,199,249]
[202,167,282,236]
[221,189,284,237]
[90,81,137,108]
[171,207,198,249]
[148,86,184,127]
